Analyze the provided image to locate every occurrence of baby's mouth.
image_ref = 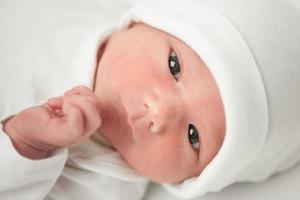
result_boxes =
[96,88,130,133]
[97,86,151,143]
[127,108,147,126]
[124,99,148,130]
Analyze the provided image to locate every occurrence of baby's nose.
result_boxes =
[143,90,181,133]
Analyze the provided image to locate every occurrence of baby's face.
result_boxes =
[94,23,225,183]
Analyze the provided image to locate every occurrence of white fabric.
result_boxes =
[117,0,300,198]
[0,0,148,199]
[144,162,300,200]
[0,118,68,200]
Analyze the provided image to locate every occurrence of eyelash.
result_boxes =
[168,50,181,81]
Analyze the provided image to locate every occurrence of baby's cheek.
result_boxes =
[131,139,187,182]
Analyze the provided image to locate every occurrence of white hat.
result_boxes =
[118,0,300,198]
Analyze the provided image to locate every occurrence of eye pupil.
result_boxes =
[188,124,200,150]
[169,51,181,80]
[189,128,197,142]
[170,60,176,68]
[189,129,194,135]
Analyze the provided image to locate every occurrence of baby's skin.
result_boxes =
[4,23,226,183]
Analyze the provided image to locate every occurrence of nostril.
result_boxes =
[149,122,156,133]
[149,121,153,129]
[144,103,149,109]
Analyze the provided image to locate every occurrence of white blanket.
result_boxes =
[145,162,300,200]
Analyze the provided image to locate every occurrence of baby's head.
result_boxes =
[94,21,225,183]
[93,0,300,198]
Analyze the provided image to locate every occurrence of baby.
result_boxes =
[3,22,226,183]
[1,0,300,199]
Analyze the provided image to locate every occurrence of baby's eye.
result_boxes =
[188,124,200,150]
[168,50,181,81]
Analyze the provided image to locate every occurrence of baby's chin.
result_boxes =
[119,151,196,184]
[145,168,201,184]
[136,167,194,184]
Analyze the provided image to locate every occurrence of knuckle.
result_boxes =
[85,96,97,105]
[62,97,72,106]
[77,85,90,92]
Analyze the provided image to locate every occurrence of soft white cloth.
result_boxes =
[117,0,300,198]
[0,0,148,199]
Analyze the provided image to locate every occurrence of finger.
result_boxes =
[65,96,102,136]
[61,103,85,142]
[54,109,64,117]
[64,85,95,97]
[64,85,102,114]
[40,103,59,118]
[48,96,63,109]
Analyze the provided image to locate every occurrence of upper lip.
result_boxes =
[127,106,147,127]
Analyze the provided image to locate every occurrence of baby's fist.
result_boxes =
[4,85,102,159]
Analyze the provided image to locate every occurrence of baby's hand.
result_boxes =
[4,86,102,159]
